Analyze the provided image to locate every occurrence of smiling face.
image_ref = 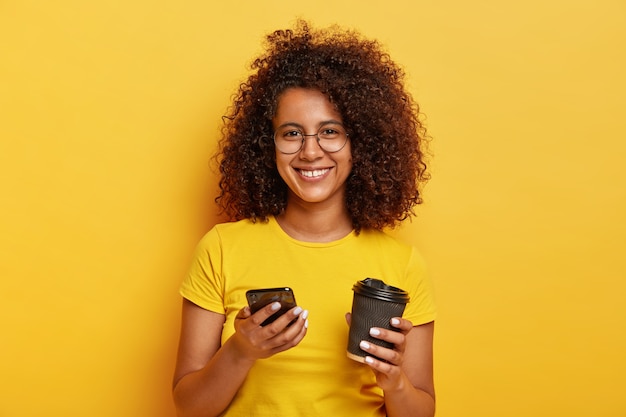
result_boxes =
[272,88,353,209]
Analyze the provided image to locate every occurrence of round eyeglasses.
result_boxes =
[273,124,349,154]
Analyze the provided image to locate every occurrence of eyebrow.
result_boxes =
[275,119,345,130]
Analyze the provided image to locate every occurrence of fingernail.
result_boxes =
[369,328,381,336]
[304,319,309,329]
[271,302,281,311]
[365,356,374,364]
[293,306,303,316]
[391,318,400,326]
[360,340,371,350]
[301,309,309,320]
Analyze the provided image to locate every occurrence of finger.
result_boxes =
[344,312,351,326]
[265,306,309,337]
[236,306,252,320]
[282,305,306,325]
[234,307,252,332]
[390,317,413,333]
[364,354,395,374]
[249,301,282,326]
[369,327,406,348]
[359,340,403,366]
[288,314,309,345]
[269,323,308,355]
[266,309,309,353]
[362,354,409,393]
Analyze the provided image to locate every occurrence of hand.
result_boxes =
[346,313,413,392]
[231,302,308,362]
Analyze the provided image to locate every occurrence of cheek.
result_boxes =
[345,145,353,165]
[345,161,354,176]
[274,155,291,179]
[342,147,353,170]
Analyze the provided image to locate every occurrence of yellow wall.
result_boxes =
[1,1,624,416]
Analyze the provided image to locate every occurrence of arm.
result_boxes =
[172,298,308,417]
[360,320,436,417]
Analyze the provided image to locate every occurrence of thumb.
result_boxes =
[236,306,252,320]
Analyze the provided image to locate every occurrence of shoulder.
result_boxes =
[357,228,414,252]
[356,228,427,269]
[201,218,268,238]
[194,218,273,250]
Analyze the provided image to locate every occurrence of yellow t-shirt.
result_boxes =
[180,217,436,417]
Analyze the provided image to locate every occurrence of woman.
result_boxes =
[173,20,436,417]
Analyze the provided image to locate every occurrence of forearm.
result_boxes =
[384,374,435,417]
[173,338,256,417]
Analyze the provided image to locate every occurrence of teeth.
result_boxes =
[299,168,329,178]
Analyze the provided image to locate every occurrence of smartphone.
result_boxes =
[245,287,297,326]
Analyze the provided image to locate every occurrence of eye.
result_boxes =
[319,127,342,139]
[281,130,302,139]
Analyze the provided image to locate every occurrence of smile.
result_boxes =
[297,168,330,178]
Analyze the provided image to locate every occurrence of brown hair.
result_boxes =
[216,20,430,232]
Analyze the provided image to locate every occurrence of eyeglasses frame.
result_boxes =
[273,126,350,155]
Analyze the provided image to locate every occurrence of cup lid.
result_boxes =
[352,278,410,303]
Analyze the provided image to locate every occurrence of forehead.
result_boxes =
[273,88,343,127]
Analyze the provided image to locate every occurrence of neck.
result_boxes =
[276,201,353,243]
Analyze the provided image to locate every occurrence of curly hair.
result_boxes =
[215,20,430,232]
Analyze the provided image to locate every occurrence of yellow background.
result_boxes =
[1,1,624,416]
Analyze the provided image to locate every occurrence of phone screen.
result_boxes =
[246,287,297,326]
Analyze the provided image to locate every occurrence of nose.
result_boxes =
[299,134,324,159]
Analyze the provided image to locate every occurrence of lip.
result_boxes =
[294,167,332,180]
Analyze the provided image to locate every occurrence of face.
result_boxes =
[272,88,353,208]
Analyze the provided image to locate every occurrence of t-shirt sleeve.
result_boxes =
[179,227,226,314]
[402,247,437,326]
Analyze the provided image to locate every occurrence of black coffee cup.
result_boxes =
[347,278,410,362]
